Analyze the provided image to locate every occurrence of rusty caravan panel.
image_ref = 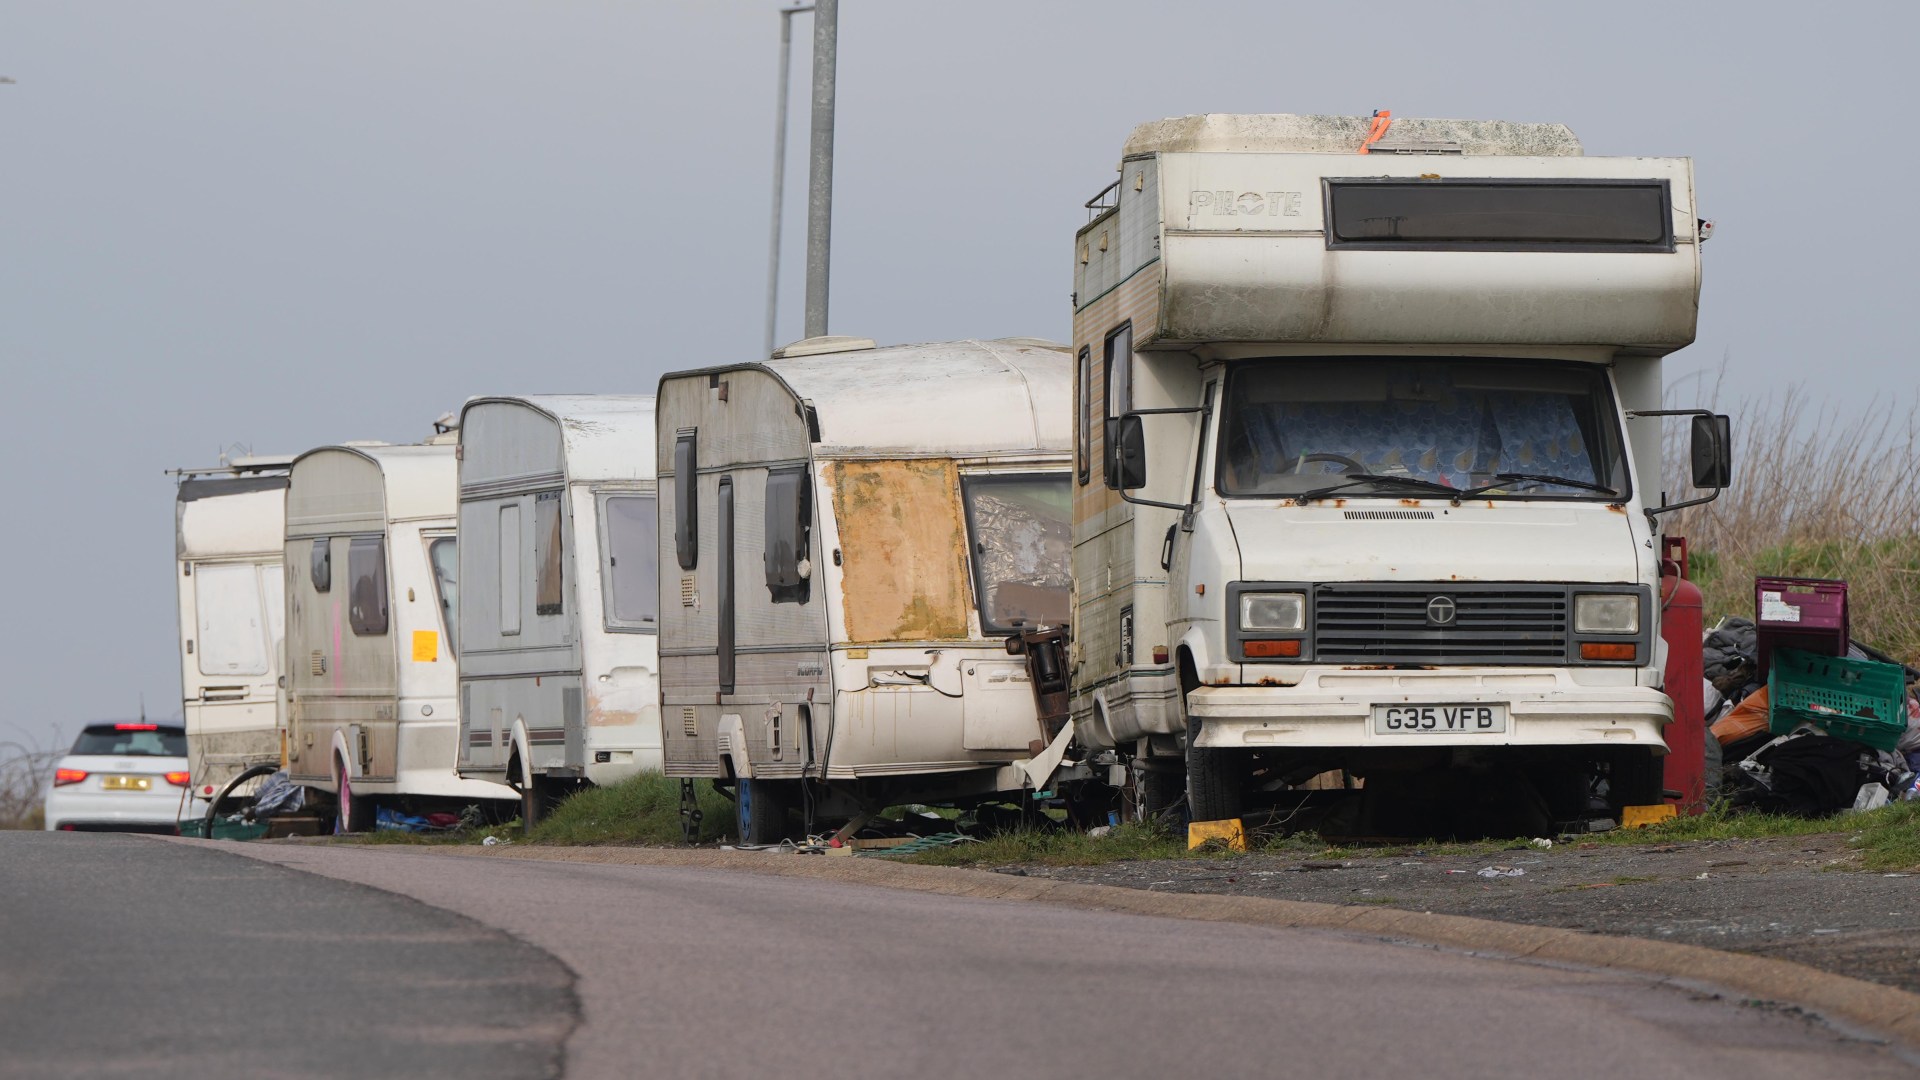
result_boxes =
[831,459,971,642]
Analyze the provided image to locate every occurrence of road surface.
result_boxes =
[3,832,1913,1078]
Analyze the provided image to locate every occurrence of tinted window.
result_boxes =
[348,536,389,636]
[535,490,564,616]
[674,432,697,570]
[72,725,187,757]
[194,563,269,677]
[603,495,659,628]
[1101,325,1132,487]
[764,467,811,604]
[1327,180,1672,251]
[428,537,458,655]
[310,537,331,592]
[961,474,1072,634]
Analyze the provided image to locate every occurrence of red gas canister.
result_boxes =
[1659,537,1706,814]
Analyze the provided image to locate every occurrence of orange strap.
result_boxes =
[1358,110,1393,154]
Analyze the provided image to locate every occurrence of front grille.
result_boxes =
[1315,583,1569,664]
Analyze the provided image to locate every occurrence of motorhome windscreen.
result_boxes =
[1326,179,1672,252]
[428,537,458,654]
[960,474,1072,633]
[1217,359,1628,500]
[602,495,659,628]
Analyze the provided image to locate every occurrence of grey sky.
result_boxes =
[2,1,1915,749]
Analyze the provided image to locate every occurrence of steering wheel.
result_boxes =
[1291,452,1366,474]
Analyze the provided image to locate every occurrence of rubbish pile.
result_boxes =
[1702,577,1920,817]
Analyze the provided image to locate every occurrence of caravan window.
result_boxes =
[601,494,659,629]
[347,537,389,636]
[1326,179,1674,252]
[1101,325,1132,487]
[535,490,564,616]
[1076,346,1092,486]
[960,474,1073,634]
[428,537,458,655]
[310,538,331,593]
[674,431,698,570]
[499,504,522,636]
[194,563,270,677]
[764,466,811,604]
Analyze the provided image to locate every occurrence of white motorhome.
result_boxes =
[282,438,515,830]
[172,456,293,815]
[657,337,1077,843]
[454,395,661,824]
[1072,114,1728,830]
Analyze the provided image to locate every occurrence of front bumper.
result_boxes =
[1188,669,1671,752]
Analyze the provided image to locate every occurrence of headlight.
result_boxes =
[1574,593,1639,635]
[1240,592,1306,631]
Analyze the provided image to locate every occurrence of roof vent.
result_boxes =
[771,335,877,359]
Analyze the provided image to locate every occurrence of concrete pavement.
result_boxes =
[222,839,1920,1079]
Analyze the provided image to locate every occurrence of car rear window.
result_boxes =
[71,725,187,757]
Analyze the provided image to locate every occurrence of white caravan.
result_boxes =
[172,456,293,816]
[454,395,661,824]
[1072,114,1728,830]
[657,338,1077,843]
[282,439,515,829]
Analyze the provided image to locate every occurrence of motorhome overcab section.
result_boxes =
[454,395,662,827]
[1070,113,1729,830]
[282,440,515,831]
[171,456,292,818]
[655,337,1077,845]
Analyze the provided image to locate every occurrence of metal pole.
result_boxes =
[802,0,837,340]
[765,6,812,357]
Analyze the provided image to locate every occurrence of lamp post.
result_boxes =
[764,5,812,356]
[802,0,837,341]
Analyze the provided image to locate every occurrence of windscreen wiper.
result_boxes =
[1294,473,1460,505]
[1455,472,1619,499]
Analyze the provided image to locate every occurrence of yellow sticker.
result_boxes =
[411,630,439,662]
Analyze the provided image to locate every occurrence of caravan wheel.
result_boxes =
[334,761,375,834]
[1185,715,1244,825]
[736,778,790,846]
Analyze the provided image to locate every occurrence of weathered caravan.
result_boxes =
[455,396,661,824]
[171,455,293,816]
[657,338,1075,843]
[1072,114,1729,830]
[283,438,514,829]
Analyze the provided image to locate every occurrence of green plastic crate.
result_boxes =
[1767,647,1910,751]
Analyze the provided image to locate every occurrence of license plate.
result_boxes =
[1372,703,1508,734]
[101,776,151,791]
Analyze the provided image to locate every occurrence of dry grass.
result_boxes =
[1664,384,1920,664]
[0,738,60,829]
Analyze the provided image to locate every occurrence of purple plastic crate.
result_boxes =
[1754,576,1848,673]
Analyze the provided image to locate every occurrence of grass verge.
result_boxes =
[528,772,733,846]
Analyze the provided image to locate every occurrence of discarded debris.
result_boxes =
[1477,865,1525,879]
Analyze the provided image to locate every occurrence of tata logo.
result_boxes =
[1426,596,1458,626]
[1190,190,1304,218]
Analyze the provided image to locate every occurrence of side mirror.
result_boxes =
[1690,413,1731,490]
[1105,414,1147,490]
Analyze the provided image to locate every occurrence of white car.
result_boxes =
[44,723,192,833]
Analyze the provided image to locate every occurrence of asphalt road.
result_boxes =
[5,833,1916,1079]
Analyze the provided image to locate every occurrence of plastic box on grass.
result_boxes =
[1754,577,1848,672]
[1767,647,1907,751]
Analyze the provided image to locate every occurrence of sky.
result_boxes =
[2,1,1916,750]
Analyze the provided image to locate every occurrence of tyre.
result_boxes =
[1608,748,1665,811]
[736,778,791,845]
[513,767,564,834]
[1185,714,1244,824]
[1134,762,1185,825]
[334,759,375,834]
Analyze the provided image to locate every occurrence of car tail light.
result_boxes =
[114,723,159,731]
[54,768,89,787]
[165,771,192,787]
